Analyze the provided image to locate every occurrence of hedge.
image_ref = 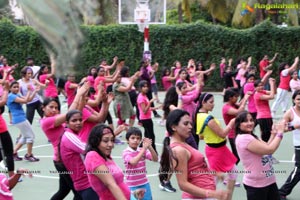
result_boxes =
[0,18,300,90]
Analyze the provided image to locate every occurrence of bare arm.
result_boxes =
[173,146,228,199]
[247,120,285,155]
[269,53,278,63]
[93,165,127,200]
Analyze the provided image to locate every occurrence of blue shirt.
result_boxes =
[7,93,26,124]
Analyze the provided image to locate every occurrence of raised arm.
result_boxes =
[259,78,276,100]
[247,120,285,155]
[269,52,278,63]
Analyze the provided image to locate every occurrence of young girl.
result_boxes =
[60,110,98,200]
[7,81,39,162]
[235,111,285,200]
[137,80,159,153]
[122,127,158,200]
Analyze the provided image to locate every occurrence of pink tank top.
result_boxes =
[170,142,215,199]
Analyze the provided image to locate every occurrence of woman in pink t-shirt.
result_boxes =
[235,111,285,200]
[64,74,78,107]
[137,80,159,153]
[60,110,98,200]
[222,88,250,164]
[254,78,276,142]
[84,123,145,200]
[38,56,58,100]
[41,82,89,200]
[161,67,177,91]
[159,109,228,200]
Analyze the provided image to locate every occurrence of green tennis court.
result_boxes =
[3,91,300,200]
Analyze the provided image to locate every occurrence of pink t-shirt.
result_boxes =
[40,116,65,161]
[236,134,276,187]
[170,142,215,199]
[243,82,257,113]
[254,90,271,119]
[94,76,106,93]
[0,174,13,200]
[174,67,181,81]
[220,63,225,78]
[39,74,58,98]
[84,151,130,200]
[87,75,95,87]
[79,106,97,143]
[122,147,152,187]
[60,129,90,191]
[278,69,290,90]
[182,89,200,118]
[0,114,8,133]
[290,79,300,94]
[137,93,151,120]
[162,76,173,91]
[222,103,237,138]
[238,68,247,86]
[65,81,76,106]
[0,66,14,83]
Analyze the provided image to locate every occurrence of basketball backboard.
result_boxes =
[118,0,166,24]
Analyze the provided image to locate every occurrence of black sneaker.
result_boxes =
[13,153,22,161]
[154,113,162,118]
[159,181,176,193]
[280,195,287,200]
[24,154,40,162]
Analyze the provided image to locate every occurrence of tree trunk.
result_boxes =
[178,2,183,24]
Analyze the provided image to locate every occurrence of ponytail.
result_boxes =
[159,137,178,183]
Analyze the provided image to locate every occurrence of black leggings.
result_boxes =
[50,161,82,200]
[140,119,156,153]
[257,118,273,142]
[244,182,280,200]
[0,131,14,172]
[26,101,43,124]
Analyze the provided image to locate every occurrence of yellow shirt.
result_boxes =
[196,113,226,144]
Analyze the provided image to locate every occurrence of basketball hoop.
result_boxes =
[137,19,146,32]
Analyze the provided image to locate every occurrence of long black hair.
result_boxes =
[159,109,189,183]
[86,123,115,160]
[162,86,178,119]
[193,93,213,135]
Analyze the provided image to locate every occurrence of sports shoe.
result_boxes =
[114,138,124,145]
[13,153,22,161]
[24,154,40,162]
[159,181,176,192]
[154,113,162,118]
[280,195,287,200]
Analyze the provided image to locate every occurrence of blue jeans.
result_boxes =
[130,182,152,200]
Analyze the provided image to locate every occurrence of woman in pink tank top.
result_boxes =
[159,109,228,200]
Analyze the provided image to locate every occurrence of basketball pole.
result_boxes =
[144,24,149,52]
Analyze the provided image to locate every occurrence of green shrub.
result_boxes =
[0,19,299,90]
